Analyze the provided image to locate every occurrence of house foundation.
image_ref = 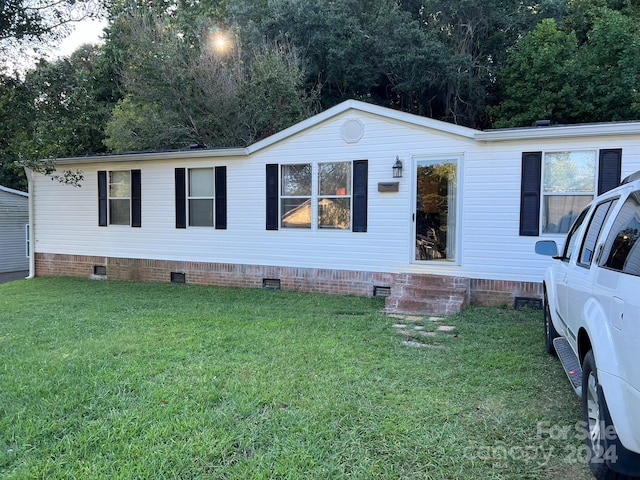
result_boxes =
[35,253,544,315]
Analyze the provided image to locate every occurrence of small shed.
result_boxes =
[0,185,29,274]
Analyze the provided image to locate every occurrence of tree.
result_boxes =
[104,9,316,151]
[0,0,103,63]
[490,19,583,127]
[0,44,117,188]
[22,45,117,158]
[578,7,640,122]
[491,8,640,127]
[228,0,553,127]
[0,73,32,190]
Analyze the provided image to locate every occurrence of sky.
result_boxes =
[51,18,109,59]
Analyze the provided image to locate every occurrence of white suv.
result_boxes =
[536,171,640,479]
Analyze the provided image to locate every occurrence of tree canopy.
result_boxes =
[1,0,640,190]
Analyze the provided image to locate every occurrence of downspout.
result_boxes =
[25,168,35,279]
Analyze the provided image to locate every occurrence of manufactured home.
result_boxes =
[26,101,640,314]
[0,185,29,274]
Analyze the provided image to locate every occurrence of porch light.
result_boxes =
[393,156,403,178]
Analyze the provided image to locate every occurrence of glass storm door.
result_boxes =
[414,158,458,262]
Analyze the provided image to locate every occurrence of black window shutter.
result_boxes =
[352,160,368,232]
[131,169,141,227]
[175,168,186,229]
[98,170,107,227]
[215,166,227,229]
[266,164,279,230]
[598,149,622,195]
[520,152,542,236]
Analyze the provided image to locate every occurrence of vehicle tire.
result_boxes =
[544,290,559,356]
[582,351,636,480]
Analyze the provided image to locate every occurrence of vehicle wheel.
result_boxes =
[582,351,634,480]
[544,290,559,355]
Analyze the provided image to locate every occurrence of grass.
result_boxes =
[0,277,592,479]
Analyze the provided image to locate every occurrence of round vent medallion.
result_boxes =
[341,118,364,143]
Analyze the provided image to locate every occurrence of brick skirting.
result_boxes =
[35,253,544,310]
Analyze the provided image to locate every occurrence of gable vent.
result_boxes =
[263,278,281,289]
[171,272,186,284]
[341,118,364,143]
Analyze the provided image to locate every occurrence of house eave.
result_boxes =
[476,122,640,142]
[53,147,248,166]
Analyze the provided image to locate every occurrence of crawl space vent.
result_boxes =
[171,272,186,284]
[93,265,107,276]
[263,278,281,289]
[514,297,542,310]
[373,286,391,298]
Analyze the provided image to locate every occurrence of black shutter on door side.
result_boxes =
[131,169,141,227]
[215,166,227,229]
[175,168,186,229]
[98,170,108,227]
[266,164,279,230]
[598,149,622,195]
[352,160,368,232]
[520,152,542,236]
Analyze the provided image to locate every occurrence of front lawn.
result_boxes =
[0,278,591,479]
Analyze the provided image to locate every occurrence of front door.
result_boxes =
[414,157,459,262]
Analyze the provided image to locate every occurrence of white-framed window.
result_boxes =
[318,162,351,229]
[188,168,214,227]
[542,150,596,234]
[281,164,312,228]
[108,170,131,225]
[280,161,352,230]
[98,169,141,228]
[174,166,226,230]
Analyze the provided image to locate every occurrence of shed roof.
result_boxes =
[0,185,29,197]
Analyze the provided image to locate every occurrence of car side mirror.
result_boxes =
[535,240,559,257]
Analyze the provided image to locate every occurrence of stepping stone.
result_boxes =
[416,331,437,337]
[392,323,407,328]
[414,325,425,330]
[402,340,426,348]
[427,316,443,322]
[437,325,455,332]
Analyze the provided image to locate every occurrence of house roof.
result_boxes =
[0,185,29,197]
[52,99,640,165]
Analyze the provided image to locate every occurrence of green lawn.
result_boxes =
[0,278,592,479]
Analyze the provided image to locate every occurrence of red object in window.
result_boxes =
[336,188,346,195]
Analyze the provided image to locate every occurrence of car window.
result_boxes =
[577,199,617,267]
[601,191,640,275]
[561,207,590,261]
